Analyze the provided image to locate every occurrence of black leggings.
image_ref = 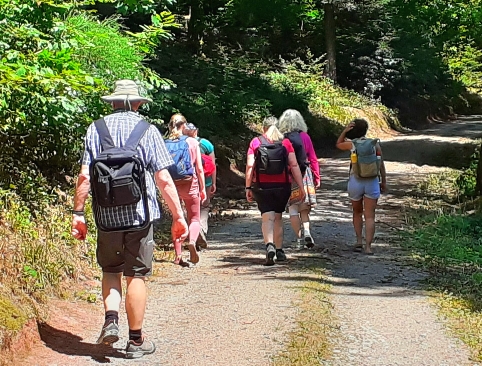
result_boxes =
[253,183,291,214]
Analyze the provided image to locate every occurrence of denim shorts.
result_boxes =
[347,175,380,201]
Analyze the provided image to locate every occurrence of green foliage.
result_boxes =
[153,48,393,145]
[66,14,146,82]
[405,214,482,270]
[115,0,175,15]
[456,148,480,198]
[227,0,303,32]
[126,12,179,55]
[0,0,175,207]
[445,43,482,91]
[0,187,98,343]
[266,60,394,134]
[167,0,482,125]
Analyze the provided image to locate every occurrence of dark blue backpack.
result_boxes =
[284,130,308,175]
[165,135,194,180]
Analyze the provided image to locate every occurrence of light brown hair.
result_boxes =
[168,113,187,139]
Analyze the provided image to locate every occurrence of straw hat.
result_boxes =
[101,80,152,103]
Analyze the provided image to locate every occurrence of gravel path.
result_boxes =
[17,117,482,365]
[20,214,316,366]
[317,156,476,366]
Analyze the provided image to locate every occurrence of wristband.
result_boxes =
[72,210,85,216]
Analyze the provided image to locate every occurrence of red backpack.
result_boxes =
[201,154,215,177]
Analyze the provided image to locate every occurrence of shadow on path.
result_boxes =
[38,323,125,363]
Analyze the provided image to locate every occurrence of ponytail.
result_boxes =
[168,113,187,139]
[264,125,284,142]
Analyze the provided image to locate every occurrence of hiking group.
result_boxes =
[71,80,387,359]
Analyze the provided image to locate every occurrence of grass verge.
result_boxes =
[402,209,482,362]
[272,269,334,366]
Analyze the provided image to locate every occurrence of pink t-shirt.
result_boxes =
[247,136,294,183]
[299,131,320,186]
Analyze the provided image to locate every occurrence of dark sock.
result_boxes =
[105,310,119,325]
[276,248,283,252]
[129,329,143,343]
[266,243,274,248]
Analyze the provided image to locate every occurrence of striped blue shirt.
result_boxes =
[82,111,174,229]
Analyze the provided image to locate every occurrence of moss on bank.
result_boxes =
[0,295,27,333]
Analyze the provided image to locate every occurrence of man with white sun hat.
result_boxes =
[71,80,188,359]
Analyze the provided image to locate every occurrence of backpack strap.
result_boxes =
[255,136,266,182]
[283,141,289,183]
[350,141,356,153]
[124,119,150,150]
[258,135,269,145]
[349,141,356,175]
[94,118,115,151]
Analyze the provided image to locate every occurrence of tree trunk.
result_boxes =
[187,2,204,55]
[324,2,336,81]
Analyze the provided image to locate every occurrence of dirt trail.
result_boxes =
[319,116,481,366]
[16,116,482,365]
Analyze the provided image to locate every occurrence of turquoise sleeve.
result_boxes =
[200,138,214,155]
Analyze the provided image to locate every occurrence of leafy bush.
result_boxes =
[455,147,480,198]
[152,47,396,145]
[0,1,174,207]
[67,14,146,82]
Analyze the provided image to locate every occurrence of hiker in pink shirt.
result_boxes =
[278,109,320,248]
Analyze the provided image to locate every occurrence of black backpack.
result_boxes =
[255,136,289,182]
[285,130,307,175]
[90,118,151,232]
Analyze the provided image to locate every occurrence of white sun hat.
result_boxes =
[101,79,152,103]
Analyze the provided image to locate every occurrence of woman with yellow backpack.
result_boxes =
[336,118,387,255]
